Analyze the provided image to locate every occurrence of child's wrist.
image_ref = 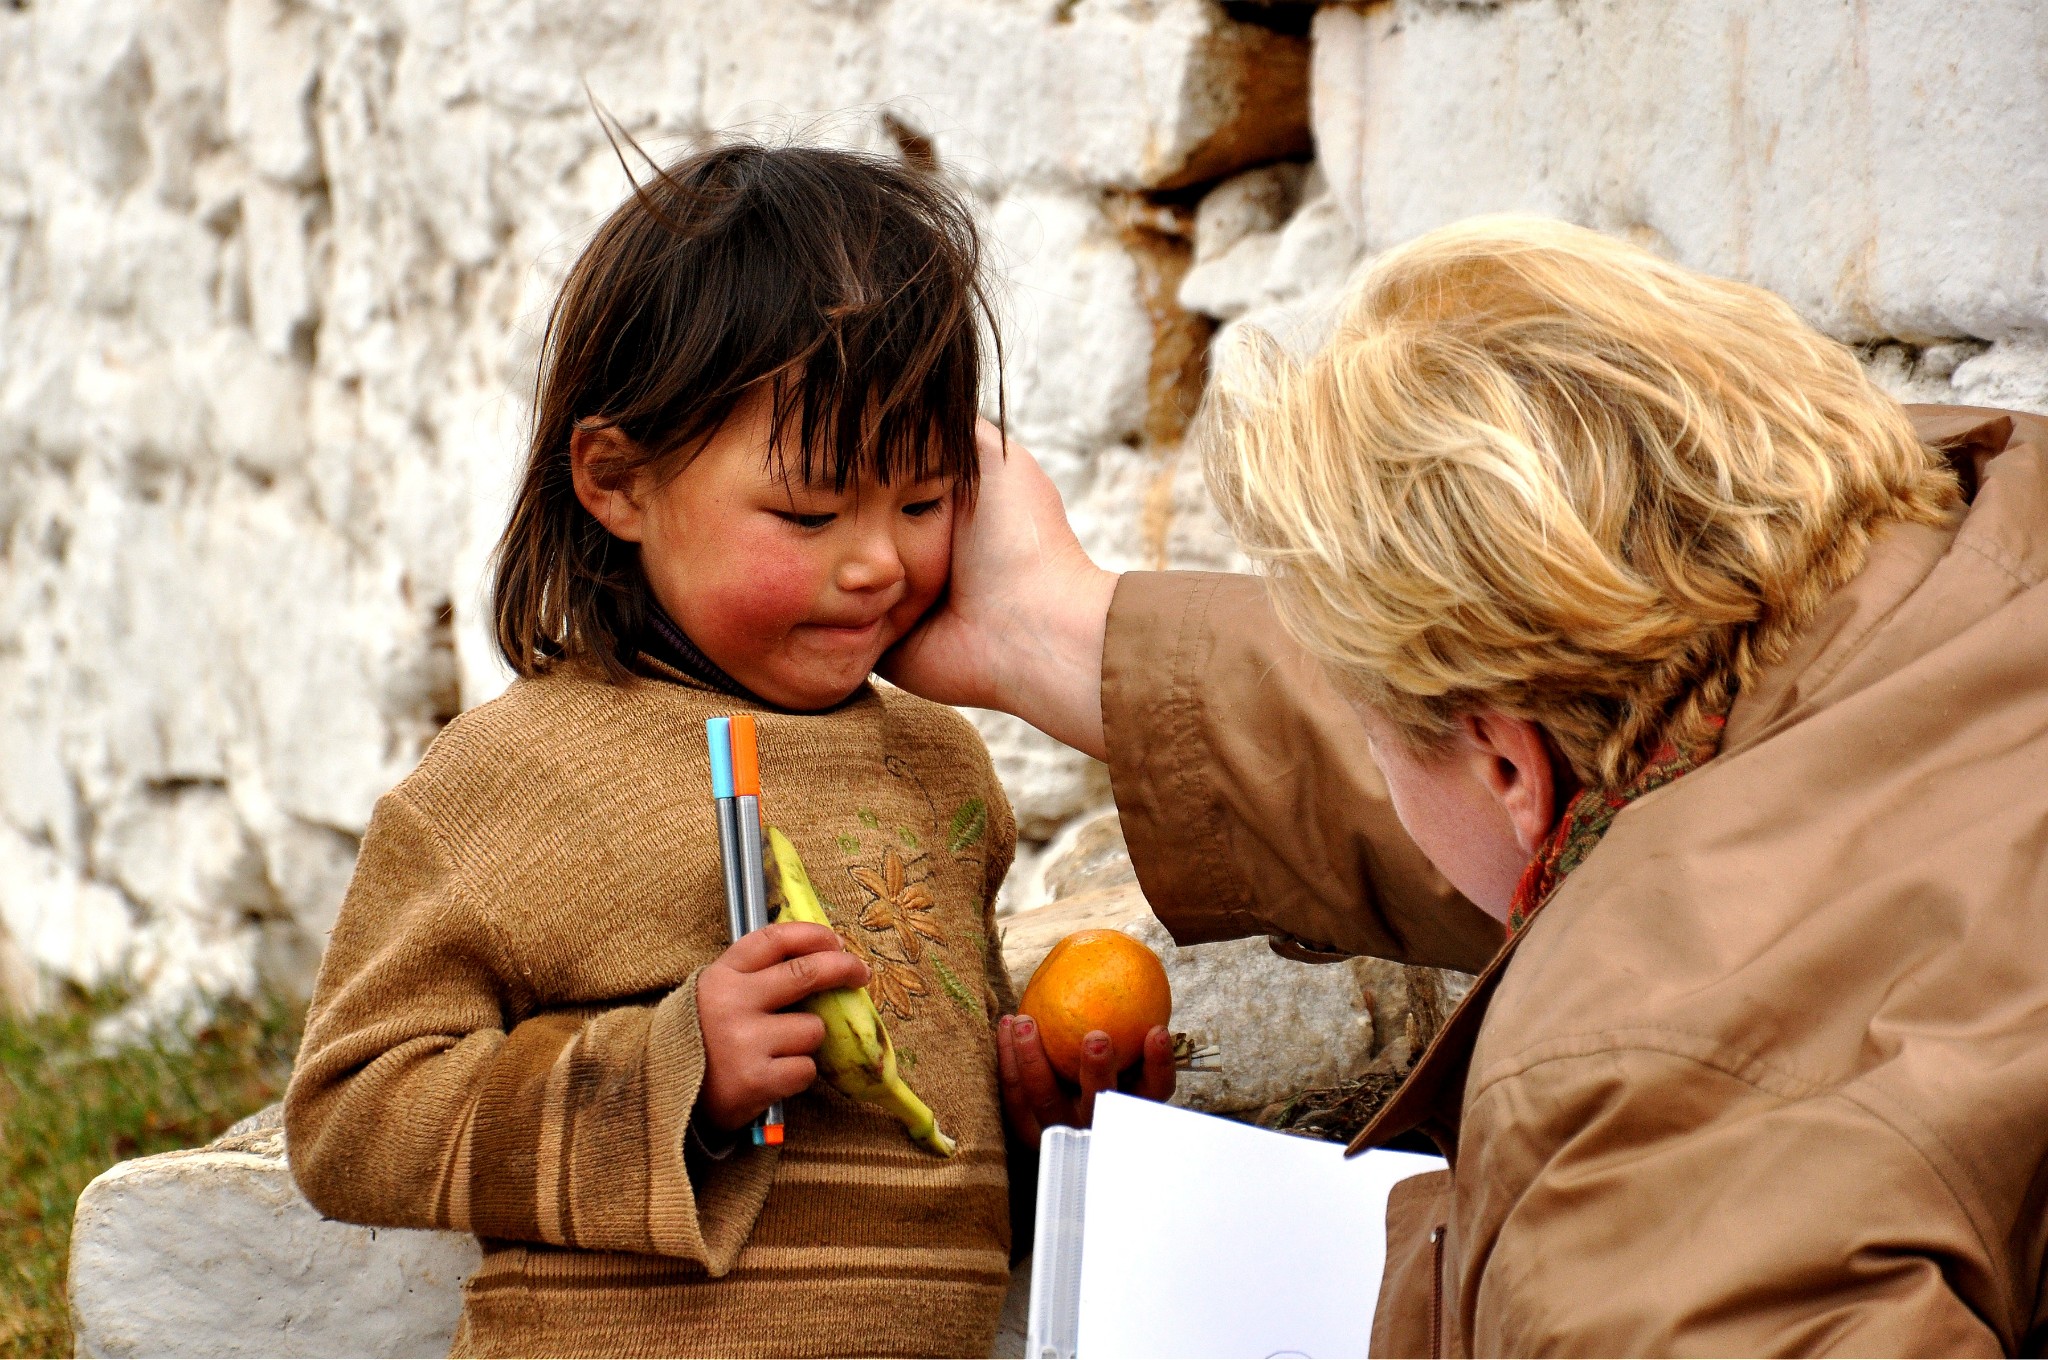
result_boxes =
[689,1106,743,1160]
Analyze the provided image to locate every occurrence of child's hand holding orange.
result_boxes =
[695,921,871,1132]
[996,1014,1176,1147]
[997,930,1179,1146]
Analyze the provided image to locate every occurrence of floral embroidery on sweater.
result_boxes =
[830,758,996,1023]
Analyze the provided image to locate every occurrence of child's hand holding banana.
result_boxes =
[694,913,874,1136]
[696,830,957,1156]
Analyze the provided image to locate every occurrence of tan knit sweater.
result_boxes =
[283,663,1019,1358]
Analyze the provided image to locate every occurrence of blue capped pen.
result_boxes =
[706,717,748,948]
[705,715,785,1148]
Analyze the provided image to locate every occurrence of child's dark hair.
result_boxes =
[492,137,999,681]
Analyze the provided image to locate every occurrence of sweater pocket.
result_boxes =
[1372,1169,1455,1358]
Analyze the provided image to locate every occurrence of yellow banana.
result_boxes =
[763,827,957,1158]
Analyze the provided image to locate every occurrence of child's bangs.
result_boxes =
[750,177,991,496]
[761,356,983,496]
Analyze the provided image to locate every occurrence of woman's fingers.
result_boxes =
[879,422,1117,758]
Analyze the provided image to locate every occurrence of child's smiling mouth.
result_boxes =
[800,616,890,644]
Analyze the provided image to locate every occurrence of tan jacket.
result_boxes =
[1103,406,2048,1356]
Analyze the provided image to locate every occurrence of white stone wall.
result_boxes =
[3,0,2045,1016]
[0,0,1303,1017]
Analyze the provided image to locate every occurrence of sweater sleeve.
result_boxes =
[979,778,1021,1019]
[1101,571,1503,974]
[283,789,776,1272]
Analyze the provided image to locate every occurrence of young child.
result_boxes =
[284,142,1023,1358]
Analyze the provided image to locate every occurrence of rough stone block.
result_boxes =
[966,708,1113,844]
[988,190,1155,451]
[1067,441,1246,576]
[1180,169,1359,321]
[69,1118,479,1359]
[1192,162,1308,265]
[1040,808,1137,903]
[224,0,324,188]
[1313,0,2048,341]
[883,0,1309,191]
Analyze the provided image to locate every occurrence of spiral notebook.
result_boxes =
[1026,1093,1445,1359]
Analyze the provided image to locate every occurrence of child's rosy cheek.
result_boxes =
[903,525,954,602]
[698,548,818,640]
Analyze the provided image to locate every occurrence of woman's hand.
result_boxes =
[996,1013,1178,1147]
[882,420,1118,760]
[695,923,871,1131]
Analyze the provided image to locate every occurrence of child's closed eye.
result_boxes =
[772,509,838,530]
[901,498,946,518]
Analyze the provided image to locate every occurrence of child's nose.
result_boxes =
[836,530,907,594]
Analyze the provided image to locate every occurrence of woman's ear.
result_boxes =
[571,424,648,543]
[1461,711,1562,856]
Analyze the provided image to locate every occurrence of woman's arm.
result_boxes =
[886,423,1500,972]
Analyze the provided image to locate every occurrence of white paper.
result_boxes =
[1074,1092,1445,1359]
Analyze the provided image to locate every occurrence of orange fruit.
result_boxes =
[1018,929,1172,1080]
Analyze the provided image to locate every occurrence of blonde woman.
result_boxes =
[892,217,2048,1354]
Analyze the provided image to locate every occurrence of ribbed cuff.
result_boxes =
[646,971,779,1273]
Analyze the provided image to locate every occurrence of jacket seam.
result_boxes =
[1950,526,2041,589]
[1468,1026,1830,1105]
[1828,1082,2017,1338]
[1465,1038,2008,1326]
[1171,575,1259,932]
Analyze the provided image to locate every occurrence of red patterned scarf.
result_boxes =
[1506,715,1727,934]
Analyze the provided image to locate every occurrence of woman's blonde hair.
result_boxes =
[1205,216,1959,789]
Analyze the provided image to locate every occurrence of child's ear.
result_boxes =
[571,424,649,543]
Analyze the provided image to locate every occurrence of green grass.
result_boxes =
[0,988,302,1358]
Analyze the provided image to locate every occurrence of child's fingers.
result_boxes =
[758,1011,828,1057]
[720,921,850,973]
[1127,1025,1178,1103]
[1008,1016,1074,1128]
[746,947,873,1012]
[996,1016,1044,1147]
[1072,1030,1118,1127]
[761,1054,819,1102]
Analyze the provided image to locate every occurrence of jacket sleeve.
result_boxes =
[1101,571,1501,974]
[1459,1048,2007,1357]
[283,789,776,1272]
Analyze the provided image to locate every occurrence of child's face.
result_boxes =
[580,388,956,710]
